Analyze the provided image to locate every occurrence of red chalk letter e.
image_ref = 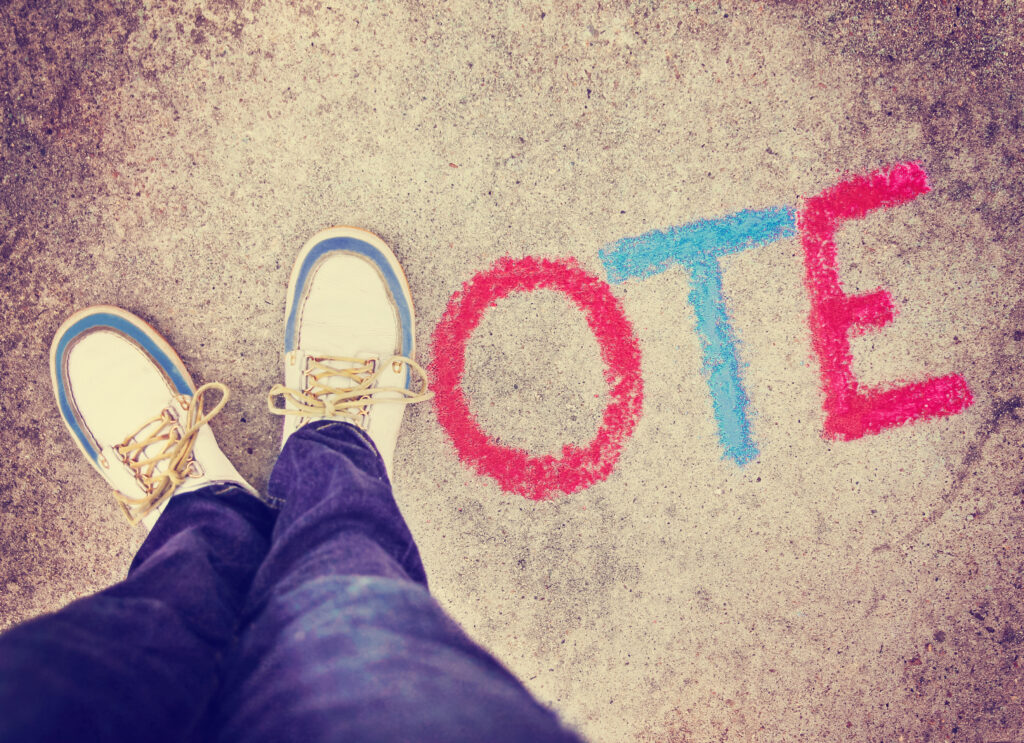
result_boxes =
[798,161,973,441]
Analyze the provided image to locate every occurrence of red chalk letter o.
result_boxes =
[430,256,644,499]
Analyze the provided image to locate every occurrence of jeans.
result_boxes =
[0,421,582,743]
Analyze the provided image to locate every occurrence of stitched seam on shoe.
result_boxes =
[293,256,328,351]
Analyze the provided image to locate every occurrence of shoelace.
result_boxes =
[267,354,433,424]
[112,382,229,525]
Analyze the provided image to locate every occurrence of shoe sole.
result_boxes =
[49,305,197,477]
[284,226,417,382]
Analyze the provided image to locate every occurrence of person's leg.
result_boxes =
[0,306,270,743]
[211,421,581,743]
[0,485,274,743]
[209,228,582,742]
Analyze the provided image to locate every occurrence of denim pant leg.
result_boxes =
[0,485,275,743]
[210,421,583,743]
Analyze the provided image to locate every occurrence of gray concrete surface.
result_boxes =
[2,0,1023,740]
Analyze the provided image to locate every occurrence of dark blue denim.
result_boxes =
[0,421,582,743]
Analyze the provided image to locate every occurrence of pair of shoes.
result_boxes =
[50,228,433,529]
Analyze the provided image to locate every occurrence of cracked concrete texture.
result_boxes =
[2,0,1023,740]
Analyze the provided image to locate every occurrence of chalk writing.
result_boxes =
[799,161,974,439]
[430,256,644,499]
[431,164,975,491]
[600,207,797,464]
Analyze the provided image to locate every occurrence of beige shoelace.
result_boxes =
[267,354,433,425]
[112,382,229,525]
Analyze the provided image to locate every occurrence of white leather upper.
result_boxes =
[297,255,400,355]
[67,331,172,449]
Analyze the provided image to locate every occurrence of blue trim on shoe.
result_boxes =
[53,311,194,463]
[284,235,414,361]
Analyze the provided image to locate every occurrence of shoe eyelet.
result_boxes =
[391,360,404,374]
[186,459,205,478]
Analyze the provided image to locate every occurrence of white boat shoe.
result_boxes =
[267,227,433,478]
[50,306,258,528]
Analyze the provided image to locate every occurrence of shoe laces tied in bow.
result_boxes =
[112,382,229,525]
[267,354,433,427]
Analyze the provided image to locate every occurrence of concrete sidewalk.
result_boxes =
[2,1,1023,740]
